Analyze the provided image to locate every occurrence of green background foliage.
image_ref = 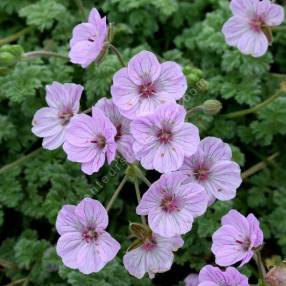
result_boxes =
[0,0,286,285]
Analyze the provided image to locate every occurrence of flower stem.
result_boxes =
[254,251,267,284]
[0,148,42,175]
[4,278,27,286]
[23,51,69,60]
[187,105,204,115]
[241,152,279,180]
[0,27,33,46]
[223,89,285,119]
[106,174,128,212]
[272,25,286,31]
[133,165,152,187]
[134,180,147,225]
[109,44,125,67]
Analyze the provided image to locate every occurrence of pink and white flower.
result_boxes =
[222,0,285,57]
[180,137,242,205]
[32,82,83,150]
[123,231,183,279]
[131,103,200,173]
[137,172,208,237]
[69,8,108,68]
[56,198,120,274]
[95,97,135,163]
[111,50,187,119]
[63,107,117,175]
[198,265,249,286]
[211,209,264,267]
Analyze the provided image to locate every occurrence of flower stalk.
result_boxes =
[0,27,33,46]
[23,51,69,60]
[109,44,126,67]
[254,251,267,285]
[134,180,147,225]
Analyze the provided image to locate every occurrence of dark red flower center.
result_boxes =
[161,195,179,213]
[194,167,209,181]
[235,239,251,251]
[115,124,122,141]
[157,129,172,144]
[142,237,157,251]
[59,111,73,126]
[82,228,98,243]
[91,135,106,148]
[139,82,155,97]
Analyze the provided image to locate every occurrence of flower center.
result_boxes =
[139,82,155,97]
[91,135,106,148]
[235,239,251,251]
[160,195,179,213]
[82,228,98,243]
[157,129,172,144]
[194,167,209,181]
[142,237,157,251]
[115,124,122,141]
[58,111,73,126]
[88,35,97,42]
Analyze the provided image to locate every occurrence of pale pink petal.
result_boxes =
[117,134,136,163]
[56,205,82,235]
[184,273,199,286]
[80,152,106,174]
[200,137,232,161]
[69,41,95,68]
[230,0,258,17]
[88,8,101,25]
[96,231,120,262]
[76,243,106,274]
[154,61,187,100]
[56,232,83,269]
[264,3,285,26]
[247,214,264,248]
[123,247,147,279]
[42,128,66,150]
[70,23,97,48]
[127,51,161,85]
[75,198,108,230]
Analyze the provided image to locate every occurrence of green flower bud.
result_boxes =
[0,52,16,66]
[202,99,222,115]
[0,44,24,59]
[196,79,209,92]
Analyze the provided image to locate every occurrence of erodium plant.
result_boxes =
[1,0,286,285]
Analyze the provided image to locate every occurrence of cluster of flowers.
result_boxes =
[30,0,284,282]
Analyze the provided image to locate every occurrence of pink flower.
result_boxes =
[32,82,83,150]
[69,8,108,68]
[180,137,242,205]
[123,232,183,279]
[211,210,264,267]
[185,274,199,286]
[56,198,120,274]
[131,103,200,173]
[63,107,117,175]
[137,172,208,237]
[222,0,285,57]
[111,50,187,119]
[198,265,249,286]
[95,97,135,163]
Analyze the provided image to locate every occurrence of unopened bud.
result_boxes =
[0,45,24,67]
[196,79,209,92]
[265,264,286,286]
[0,52,16,66]
[129,223,151,240]
[202,99,222,115]
[183,66,204,86]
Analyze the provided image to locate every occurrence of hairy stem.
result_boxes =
[106,175,128,212]
[254,251,267,284]
[242,153,279,180]
[109,44,125,67]
[223,89,285,119]
[23,51,69,60]
[0,27,33,46]
[0,148,41,175]
[134,180,147,225]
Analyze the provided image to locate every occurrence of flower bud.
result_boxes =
[183,66,204,86]
[0,52,16,67]
[0,45,24,67]
[202,99,222,115]
[265,264,286,286]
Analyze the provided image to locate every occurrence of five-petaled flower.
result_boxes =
[32,82,83,150]
[111,50,187,119]
[180,137,242,205]
[137,172,208,237]
[212,209,264,267]
[198,265,249,286]
[95,97,135,163]
[69,8,108,68]
[131,103,200,173]
[123,226,183,279]
[222,0,285,57]
[63,107,117,175]
[56,198,120,274]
